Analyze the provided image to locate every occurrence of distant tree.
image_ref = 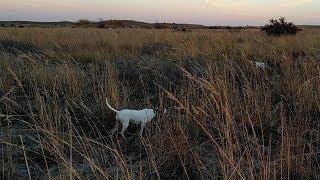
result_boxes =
[96,18,106,28]
[18,25,24,28]
[108,20,125,28]
[98,23,106,28]
[172,23,177,29]
[75,19,92,25]
[209,26,218,29]
[97,18,104,23]
[181,27,187,32]
[261,17,302,36]
[154,23,167,29]
[0,24,5,27]
[226,26,231,29]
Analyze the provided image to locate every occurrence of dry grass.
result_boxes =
[0,27,320,179]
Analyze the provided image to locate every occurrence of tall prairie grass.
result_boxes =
[0,27,320,179]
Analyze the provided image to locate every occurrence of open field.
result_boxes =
[1,27,320,179]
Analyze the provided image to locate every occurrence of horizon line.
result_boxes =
[1,19,319,27]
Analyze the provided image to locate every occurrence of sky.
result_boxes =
[1,0,319,25]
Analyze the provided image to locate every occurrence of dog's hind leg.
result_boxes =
[109,115,119,135]
[109,123,118,135]
[120,120,129,138]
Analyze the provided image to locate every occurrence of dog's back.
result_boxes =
[117,109,155,124]
[255,62,266,69]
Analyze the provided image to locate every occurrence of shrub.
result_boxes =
[292,50,306,60]
[209,26,218,29]
[261,17,302,36]
[106,20,125,28]
[154,23,167,29]
[181,27,187,32]
[75,19,92,25]
[97,23,106,28]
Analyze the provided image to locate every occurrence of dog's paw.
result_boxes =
[107,133,113,138]
[120,134,126,139]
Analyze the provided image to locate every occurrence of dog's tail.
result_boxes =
[106,98,119,113]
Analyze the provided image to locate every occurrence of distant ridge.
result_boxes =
[0,20,209,29]
[97,20,208,29]
[0,21,73,26]
[0,20,319,29]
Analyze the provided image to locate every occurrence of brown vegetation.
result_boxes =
[0,27,320,179]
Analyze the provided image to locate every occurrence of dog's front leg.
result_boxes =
[140,122,146,136]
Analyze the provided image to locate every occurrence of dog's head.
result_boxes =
[154,108,167,115]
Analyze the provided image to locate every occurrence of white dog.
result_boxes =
[251,61,268,70]
[106,98,164,138]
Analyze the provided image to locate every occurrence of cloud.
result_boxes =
[204,0,248,9]
[203,0,253,14]
[280,0,313,7]
[205,0,313,9]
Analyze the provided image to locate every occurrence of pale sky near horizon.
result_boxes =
[1,0,319,25]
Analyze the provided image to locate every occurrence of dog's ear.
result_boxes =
[155,108,168,115]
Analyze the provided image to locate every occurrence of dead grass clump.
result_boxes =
[0,40,42,54]
[0,27,320,179]
[141,42,172,56]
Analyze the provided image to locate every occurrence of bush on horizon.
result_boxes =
[261,17,302,36]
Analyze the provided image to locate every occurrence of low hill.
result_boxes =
[0,21,73,26]
[98,20,152,28]
[97,20,208,29]
[0,20,268,29]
